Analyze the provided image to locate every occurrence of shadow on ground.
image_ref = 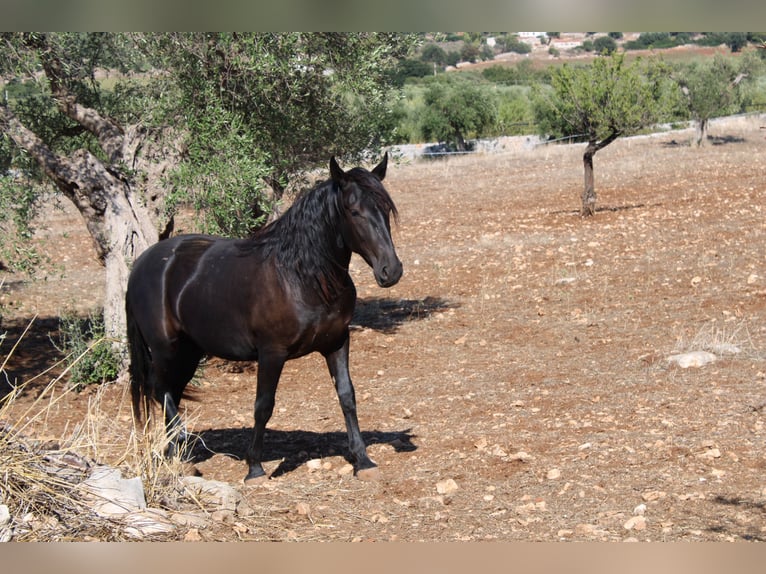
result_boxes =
[188,426,417,478]
[352,296,457,334]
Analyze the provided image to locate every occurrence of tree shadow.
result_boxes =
[550,203,663,216]
[706,495,766,541]
[187,427,417,478]
[352,296,458,334]
[708,134,746,146]
[661,134,746,147]
[0,316,64,401]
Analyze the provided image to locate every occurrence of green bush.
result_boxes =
[55,310,121,390]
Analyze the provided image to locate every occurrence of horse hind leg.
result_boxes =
[151,344,203,461]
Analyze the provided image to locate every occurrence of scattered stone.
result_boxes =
[436,478,459,495]
[508,451,533,462]
[0,504,9,526]
[547,468,561,480]
[641,490,667,502]
[337,464,354,476]
[698,447,722,459]
[633,503,647,516]
[356,467,381,481]
[623,515,647,531]
[181,476,252,516]
[667,351,717,368]
[295,502,311,516]
[184,528,203,542]
[306,458,323,471]
[490,444,508,457]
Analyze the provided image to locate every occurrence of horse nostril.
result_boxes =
[380,266,389,280]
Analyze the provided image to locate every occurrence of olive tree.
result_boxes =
[532,53,674,216]
[0,32,416,344]
[673,53,760,147]
[420,77,498,151]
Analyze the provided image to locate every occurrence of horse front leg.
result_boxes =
[244,353,286,484]
[325,334,379,480]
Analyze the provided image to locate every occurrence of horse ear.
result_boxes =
[330,156,345,184]
[371,152,388,181]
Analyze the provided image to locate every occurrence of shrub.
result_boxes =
[54,310,120,390]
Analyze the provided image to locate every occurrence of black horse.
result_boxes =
[126,154,402,483]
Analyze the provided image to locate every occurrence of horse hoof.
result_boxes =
[243,474,269,486]
[356,467,381,481]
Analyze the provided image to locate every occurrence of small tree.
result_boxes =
[533,53,673,216]
[593,36,618,55]
[673,53,759,147]
[420,78,497,151]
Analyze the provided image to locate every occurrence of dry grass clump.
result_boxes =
[0,317,191,541]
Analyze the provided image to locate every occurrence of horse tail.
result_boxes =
[126,296,153,425]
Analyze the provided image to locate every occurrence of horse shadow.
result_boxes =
[352,295,457,334]
[187,427,417,478]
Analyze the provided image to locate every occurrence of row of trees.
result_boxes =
[393,49,762,216]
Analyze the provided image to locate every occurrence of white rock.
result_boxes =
[306,458,323,471]
[624,515,647,531]
[436,478,459,495]
[80,466,146,517]
[0,504,9,526]
[547,468,561,480]
[181,476,243,513]
[667,351,717,368]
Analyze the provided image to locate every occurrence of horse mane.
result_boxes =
[237,167,397,302]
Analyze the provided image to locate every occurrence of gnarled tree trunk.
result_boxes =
[0,107,175,346]
[0,35,177,348]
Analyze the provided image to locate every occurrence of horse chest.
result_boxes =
[287,304,352,357]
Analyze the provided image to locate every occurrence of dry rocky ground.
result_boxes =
[1,114,766,542]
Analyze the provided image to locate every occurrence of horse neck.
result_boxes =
[261,182,353,299]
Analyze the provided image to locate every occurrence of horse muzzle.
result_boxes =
[374,258,403,288]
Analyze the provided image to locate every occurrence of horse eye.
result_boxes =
[351,209,362,217]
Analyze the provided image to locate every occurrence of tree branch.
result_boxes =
[23,33,125,164]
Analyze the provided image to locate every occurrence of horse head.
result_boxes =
[331,153,403,288]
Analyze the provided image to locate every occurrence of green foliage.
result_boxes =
[421,43,447,65]
[141,33,417,236]
[531,53,675,142]
[493,35,533,55]
[481,61,551,85]
[167,106,272,237]
[420,76,498,149]
[671,52,762,141]
[389,58,433,86]
[0,174,44,275]
[55,310,121,390]
[494,87,535,135]
[624,32,694,50]
[593,36,618,55]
